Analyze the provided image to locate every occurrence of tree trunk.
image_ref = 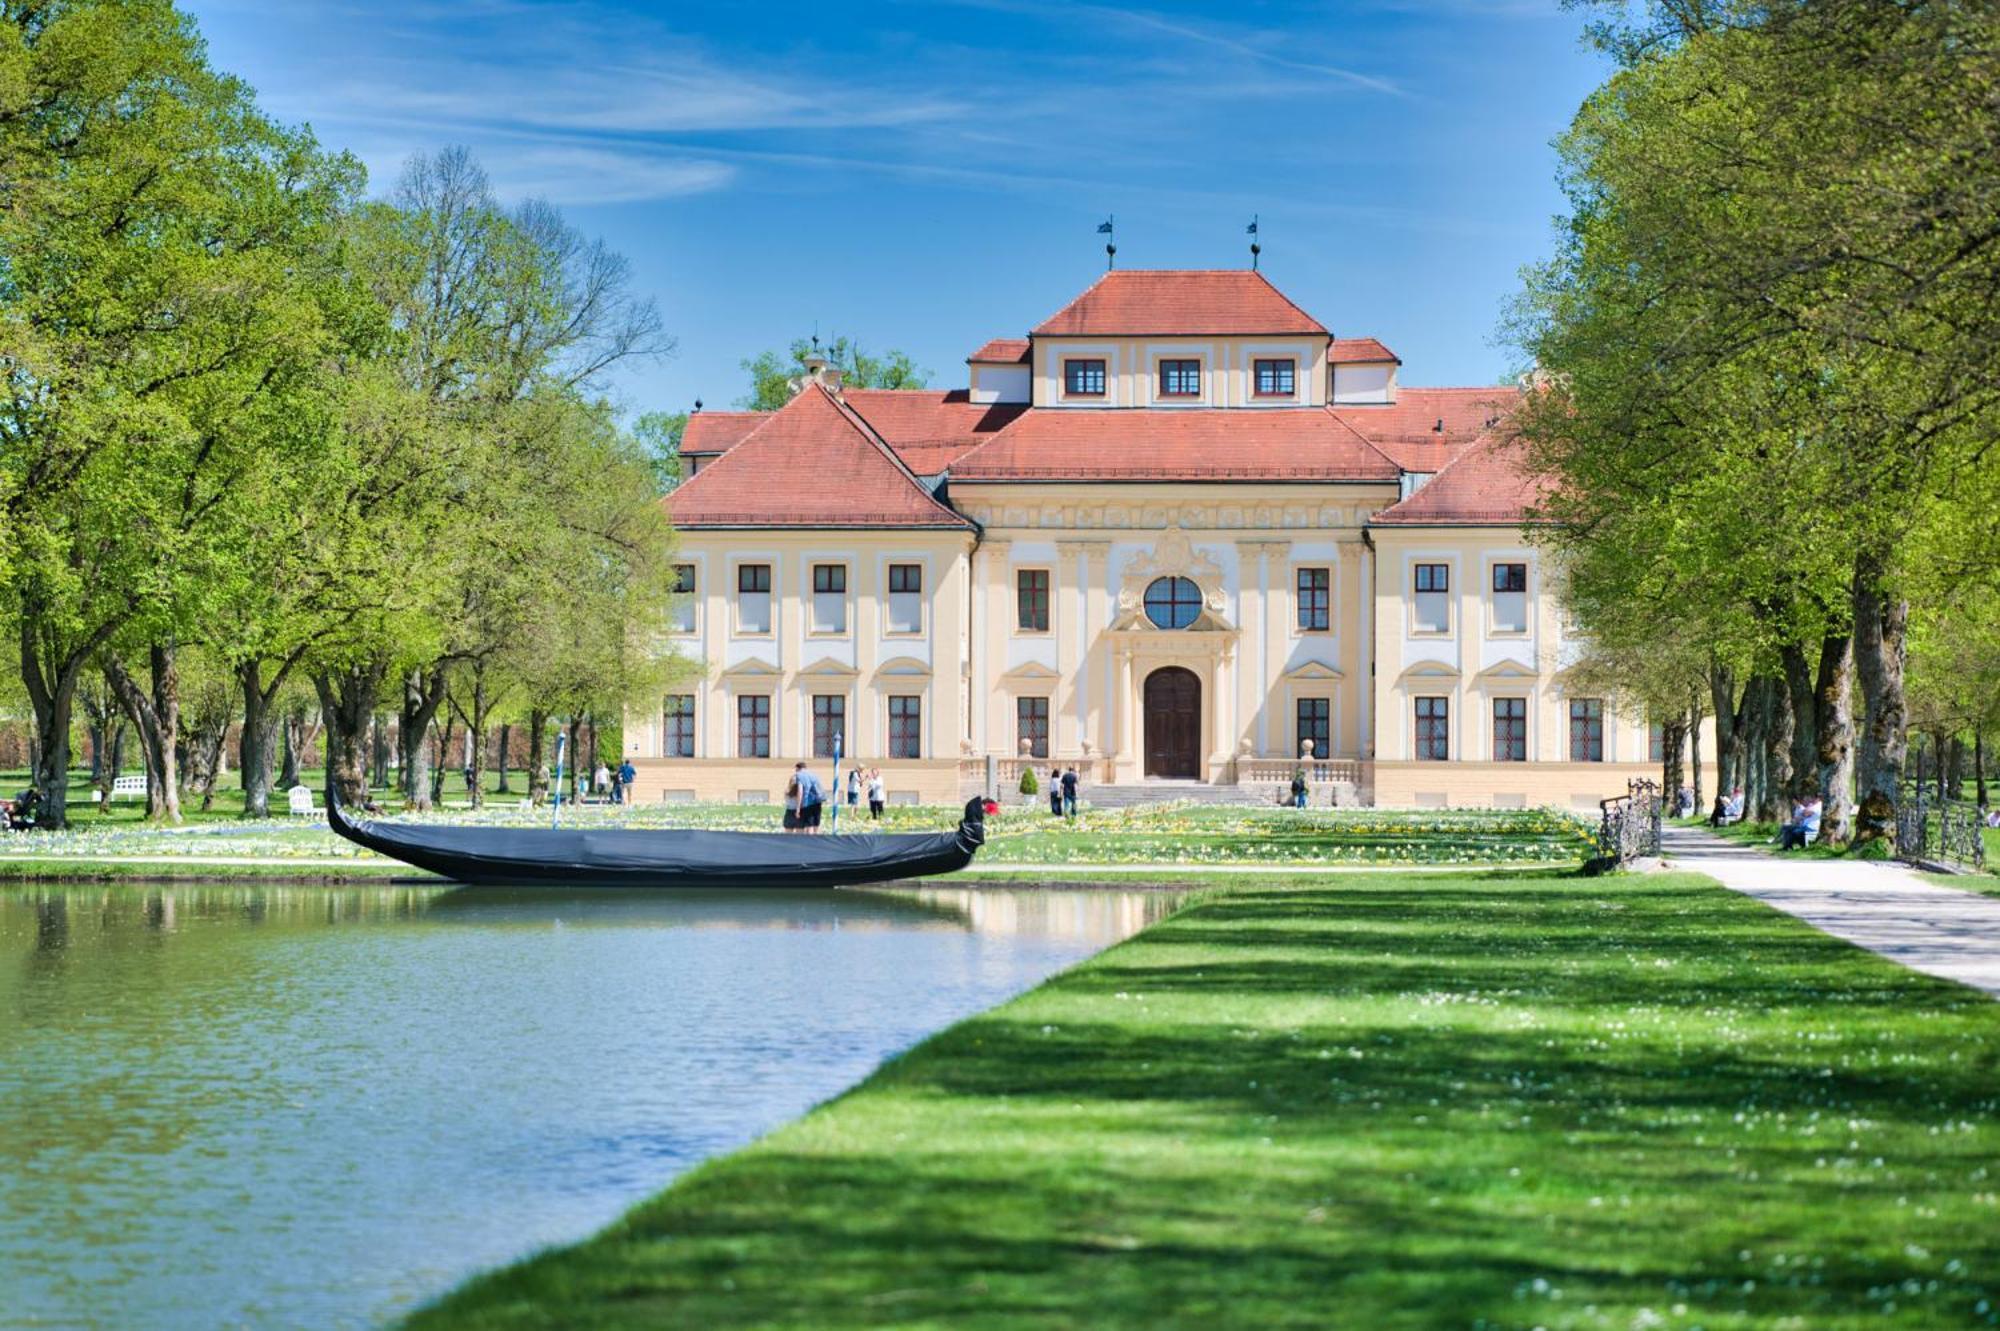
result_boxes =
[1709,662,1740,799]
[1779,641,1817,800]
[237,658,294,819]
[567,715,583,801]
[494,722,512,794]
[314,663,387,807]
[1936,728,1951,805]
[104,719,128,806]
[1689,702,1704,815]
[1977,731,1987,809]
[1661,714,1687,803]
[1851,552,1908,844]
[1812,631,1855,844]
[369,712,390,789]
[429,715,450,806]
[400,667,448,812]
[277,719,298,791]
[526,709,549,806]
[19,613,100,829]
[102,647,183,824]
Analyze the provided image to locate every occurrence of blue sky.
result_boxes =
[183,0,1608,418]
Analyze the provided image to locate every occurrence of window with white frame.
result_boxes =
[1413,563,1450,633]
[1491,562,1528,634]
[1296,567,1330,632]
[1295,697,1330,758]
[1492,697,1527,762]
[888,696,922,759]
[663,695,696,758]
[887,563,923,634]
[811,694,846,759]
[1254,358,1296,397]
[1569,699,1604,762]
[737,695,770,757]
[670,564,697,633]
[1415,697,1449,760]
[736,564,772,635]
[1017,696,1050,759]
[811,563,848,634]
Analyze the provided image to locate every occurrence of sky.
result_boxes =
[182,0,1611,419]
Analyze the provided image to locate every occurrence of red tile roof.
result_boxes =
[680,411,762,456]
[1331,387,1517,473]
[949,408,1398,483]
[1369,428,1546,526]
[968,338,1030,364]
[1032,270,1328,337]
[1329,336,1399,364]
[842,389,1028,473]
[666,384,970,529]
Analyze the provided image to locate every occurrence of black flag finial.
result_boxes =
[1097,215,1115,270]
[1248,214,1261,271]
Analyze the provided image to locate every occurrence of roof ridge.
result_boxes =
[816,384,970,526]
[1318,405,1405,474]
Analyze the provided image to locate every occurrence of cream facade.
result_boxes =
[633,270,1670,810]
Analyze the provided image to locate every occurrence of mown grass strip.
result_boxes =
[409,869,2000,1330]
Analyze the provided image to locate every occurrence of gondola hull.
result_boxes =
[326,793,990,888]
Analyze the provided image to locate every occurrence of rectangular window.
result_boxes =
[1017,696,1050,759]
[1492,697,1527,762]
[888,696,922,759]
[1413,562,1450,633]
[1415,697,1449,761]
[1157,358,1201,397]
[1296,567,1331,632]
[1254,358,1296,396]
[886,563,923,634]
[1016,569,1050,632]
[1569,699,1604,762]
[811,694,846,760]
[736,695,770,758]
[663,695,696,758]
[735,563,772,635]
[1063,358,1105,396]
[1648,720,1665,763]
[671,564,697,633]
[811,563,848,634]
[1295,697,1330,759]
[1491,562,1528,633]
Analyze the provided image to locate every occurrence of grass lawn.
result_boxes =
[409,868,2000,1330]
[0,801,1597,882]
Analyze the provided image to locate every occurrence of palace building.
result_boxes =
[624,269,1658,809]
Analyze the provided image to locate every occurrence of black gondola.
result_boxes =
[326,788,993,888]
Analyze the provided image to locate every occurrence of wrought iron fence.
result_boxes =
[1894,787,1988,873]
[1596,778,1662,866]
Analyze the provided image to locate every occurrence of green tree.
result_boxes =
[633,410,688,492]
[0,0,361,826]
[736,336,929,411]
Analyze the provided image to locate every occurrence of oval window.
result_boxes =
[1143,576,1203,630]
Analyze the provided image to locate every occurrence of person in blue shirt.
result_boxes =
[792,762,827,833]
[617,759,637,805]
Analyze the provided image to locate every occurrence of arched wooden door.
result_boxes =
[1143,667,1202,779]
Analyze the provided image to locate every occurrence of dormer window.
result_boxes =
[1063,358,1106,397]
[1254,358,1296,397]
[1158,359,1201,398]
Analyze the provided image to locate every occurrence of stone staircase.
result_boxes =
[1076,782,1269,810]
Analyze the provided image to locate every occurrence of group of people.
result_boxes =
[785,763,892,832]
[1707,787,1747,827]
[1707,783,1822,849]
[1043,765,1081,819]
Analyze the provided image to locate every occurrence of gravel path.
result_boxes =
[1662,823,2000,998]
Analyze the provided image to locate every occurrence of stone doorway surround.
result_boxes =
[1105,526,1240,783]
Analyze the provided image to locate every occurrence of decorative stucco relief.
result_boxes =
[959,502,1369,531]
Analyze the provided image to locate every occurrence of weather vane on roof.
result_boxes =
[1098,215,1115,270]
[1248,215,1260,271]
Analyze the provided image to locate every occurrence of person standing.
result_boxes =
[1049,765,1063,817]
[1061,765,1079,820]
[846,767,861,810]
[782,772,801,832]
[1290,766,1309,809]
[617,757,637,806]
[793,761,827,834]
[866,768,886,820]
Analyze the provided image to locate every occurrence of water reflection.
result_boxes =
[0,881,1179,1331]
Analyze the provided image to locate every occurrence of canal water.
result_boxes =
[0,883,1177,1330]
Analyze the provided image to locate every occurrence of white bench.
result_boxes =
[95,775,147,804]
[288,786,317,817]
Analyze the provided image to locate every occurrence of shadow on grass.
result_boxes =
[409,873,2000,1331]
